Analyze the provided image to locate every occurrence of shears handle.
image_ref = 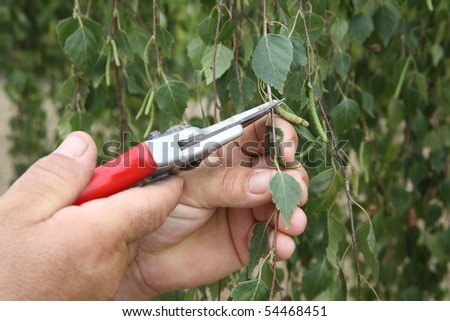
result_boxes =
[74,142,157,205]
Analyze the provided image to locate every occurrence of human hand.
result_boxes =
[0,132,183,300]
[116,115,309,300]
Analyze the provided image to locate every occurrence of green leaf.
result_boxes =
[425,229,450,262]
[356,222,379,282]
[128,23,149,60]
[59,111,93,139]
[79,18,104,46]
[201,44,233,85]
[356,88,375,118]
[57,114,72,139]
[86,82,107,114]
[60,76,90,108]
[70,111,93,132]
[60,76,76,106]
[415,72,428,104]
[231,279,269,301]
[89,53,107,87]
[187,38,205,70]
[430,43,444,66]
[156,25,174,57]
[126,64,148,95]
[290,37,307,69]
[309,168,336,196]
[269,171,302,226]
[242,34,254,66]
[116,29,133,60]
[251,34,293,93]
[330,19,349,43]
[332,51,351,79]
[438,179,450,207]
[295,125,316,142]
[330,98,360,134]
[197,16,217,43]
[218,19,234,42]
[337,266,348,300]
[302,260,332,300]
[401,286,422,300]
[423,126,450,150]
[326,215,347,270]
[349,12,374,44]
[63,19,103,72]
[284,70,307,104]
[374,3,400,47]
[227,75,256,113]
[247,223,269,277]
[307,168,342,213]
[56,17,79,48]
[155,79,188,119]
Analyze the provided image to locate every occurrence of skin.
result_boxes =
[0,115,308,300]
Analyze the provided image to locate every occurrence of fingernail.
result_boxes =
[249,171,271,194]
[54,134,88,158]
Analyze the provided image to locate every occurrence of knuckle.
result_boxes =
[33,155,83,188]
[220,168,246,198]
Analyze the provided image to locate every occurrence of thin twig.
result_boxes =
[85,0,93,17]
[113,65,125,145]
[73,0,81,15]
[263,1,278,170]
[72,73,82,111]
[111,0,125,145]
[263,0,281,301]
[233,0,246,110]
[299,0,362,299]
[212,1,224,123]
[152,0,162,75]
[269,212,280,300]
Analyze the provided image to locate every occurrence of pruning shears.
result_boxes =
[74,99,284,205]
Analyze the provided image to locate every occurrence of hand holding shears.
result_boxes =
[75,100,284,204]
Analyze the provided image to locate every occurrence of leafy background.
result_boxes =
[0,0,448,300]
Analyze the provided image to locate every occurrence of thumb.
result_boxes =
[3,132,97,222]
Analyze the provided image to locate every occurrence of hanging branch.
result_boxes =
[299,0,362,299]
[71,1,84,113]
[152,0,163,75]
[232,0,246,110]
[109,0,125,145]
[73,74,82,111]
[212,0,224,123]
[85,0,93,17]
[263,0,281,301]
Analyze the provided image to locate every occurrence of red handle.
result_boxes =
[74,142,157,205]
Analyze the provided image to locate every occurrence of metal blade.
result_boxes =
[204,99,284,135]
[179,99,284,148]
